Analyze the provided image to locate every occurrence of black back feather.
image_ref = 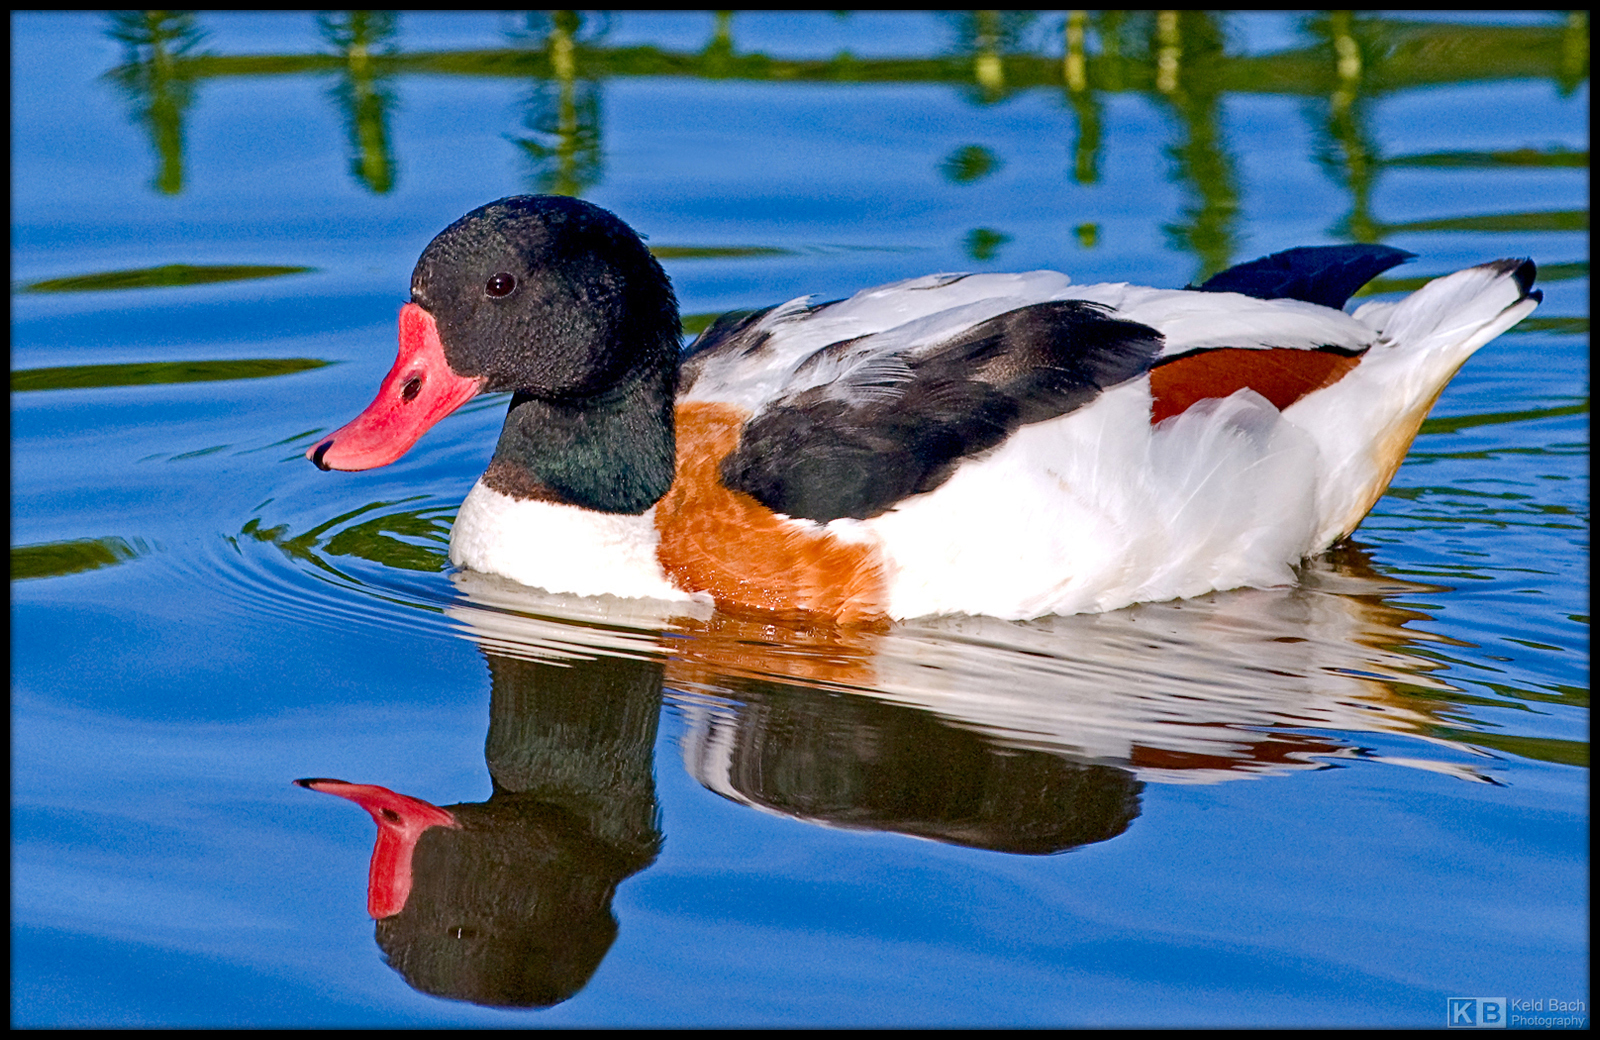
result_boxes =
[720,301,1163,522]
[682,306,776,363]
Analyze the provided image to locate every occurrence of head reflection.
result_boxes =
[302,645,664,1009]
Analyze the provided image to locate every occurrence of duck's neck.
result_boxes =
[484,357,678,514]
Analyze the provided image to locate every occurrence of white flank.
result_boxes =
[450,479,703,603]
[865,381,1322,619]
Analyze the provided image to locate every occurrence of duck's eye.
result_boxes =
[401,376,422,402]
[485,273,516,298]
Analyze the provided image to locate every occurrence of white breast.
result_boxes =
[450,479,704,604]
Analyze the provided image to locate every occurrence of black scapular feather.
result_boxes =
[721,300,1163,522]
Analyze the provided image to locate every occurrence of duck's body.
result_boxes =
[310,196,1539,622]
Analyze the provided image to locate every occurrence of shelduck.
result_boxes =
[308,195,1539,622]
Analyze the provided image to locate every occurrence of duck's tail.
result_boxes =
[1353,257,1541,358]
[1288,258,1541,548]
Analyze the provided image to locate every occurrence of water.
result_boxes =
[11,11,1589,1027]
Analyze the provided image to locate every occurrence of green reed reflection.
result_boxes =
[964,227,1010,262]
[941,144,1002,185]
[12,359,331,393]
[1360,260,1588,298]
[1388,147,1589,170]
[509,11,607,196]
[1417,400,1589,438]
[95,11,1586,281]
[1151,11,1238,279]
[1063,10,1103,186]
[1307,11,1382,244]
[318,11,400,194]
[648,245,792,260]
[1381,211,1589,235]
[21,263,314,294]
[104,10,205,195]
[11,537,148,581]
[242,499,453,575]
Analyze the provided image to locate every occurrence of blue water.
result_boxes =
[11,11,1589,1027]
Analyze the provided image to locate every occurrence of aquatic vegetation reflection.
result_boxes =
[317,11,401,194]
[103,10,207,195]
[90,10,1587,287]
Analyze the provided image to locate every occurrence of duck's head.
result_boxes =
[308,196,681,508]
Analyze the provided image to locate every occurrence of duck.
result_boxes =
[307,194,1540,623]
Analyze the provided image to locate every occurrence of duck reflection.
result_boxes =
[675,670,1143,854]
[659,543,1481,790]
[300,643,665,1009]
[297,538,1485,1009]
[663,611,1142,854]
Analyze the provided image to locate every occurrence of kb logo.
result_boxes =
[1448,998,1506,1028]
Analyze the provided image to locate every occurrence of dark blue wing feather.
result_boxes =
[1191,245,1415,309]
